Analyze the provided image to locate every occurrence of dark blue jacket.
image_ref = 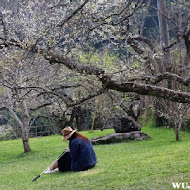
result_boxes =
[69,138,97,171]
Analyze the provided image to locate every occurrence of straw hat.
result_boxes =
[61,126,77,141]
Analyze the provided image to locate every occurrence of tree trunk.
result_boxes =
[7,87,32,153]
[22,136,31,153]
[157,0,171,70]
[91,131,150,145]
[91,97,99,130]
[154,0,172,128]
[157,0,170,48]
[21,99,31,152]
[175,127,179,141]
[75,106,84,131]
[175,120,182,141]
[9,107,31,153]
[21,123,31,152]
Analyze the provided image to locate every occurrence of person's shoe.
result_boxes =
[53,168,59,172]
[44,168,58,174]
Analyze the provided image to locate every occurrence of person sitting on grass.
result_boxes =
[44,126,97,173]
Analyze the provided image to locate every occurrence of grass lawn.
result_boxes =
[1,125,190,190]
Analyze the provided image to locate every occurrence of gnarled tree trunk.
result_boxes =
[7,89,31,153]
[91,131,150,145]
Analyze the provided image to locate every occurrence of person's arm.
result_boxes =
[70,139,81,161]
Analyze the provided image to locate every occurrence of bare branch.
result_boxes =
[57,0,89,27]
[67,88,105,108]
[127,38,144,54]
[44,50,105,76]
[0,106,7,111]
[51,84,81,90]
[47,2,69,10]
[130,72,190,86]
[89,0,145,30]
[131,35,154,50]
[30,103,52,111]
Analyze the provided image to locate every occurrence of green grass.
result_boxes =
[1,126,190,190]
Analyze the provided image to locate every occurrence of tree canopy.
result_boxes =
[0,0,189,151]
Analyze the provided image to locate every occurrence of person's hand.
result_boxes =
[65,148,70,152]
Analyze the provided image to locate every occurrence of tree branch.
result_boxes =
[30,103,52,111]
[127,38,144,54]
[57,0,89,27]
[101,75,190,103]
[43,51,190,103]
[67,88,105,108]
[131,35,154,50]
[0,106,7,111]
[44,50,105,76]
[130,72,190,86]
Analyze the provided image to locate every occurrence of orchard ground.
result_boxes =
[0,125,190,190]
